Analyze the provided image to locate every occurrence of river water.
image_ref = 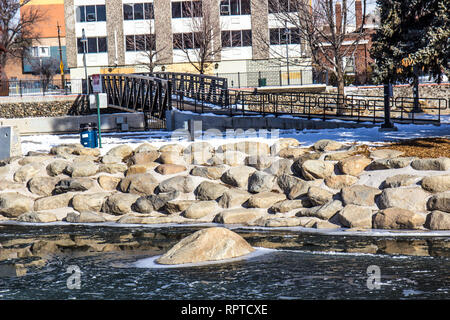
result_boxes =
[0,224,449,300]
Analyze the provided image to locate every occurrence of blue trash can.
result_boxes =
[80,122,98,148]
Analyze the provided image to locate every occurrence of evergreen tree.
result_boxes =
[371,0,449,84]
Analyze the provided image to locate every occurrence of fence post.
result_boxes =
[19,80,22,97]
[279,70,282,86]
[238,72,241,89]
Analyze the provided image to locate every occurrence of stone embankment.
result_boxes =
[0,138,449,231]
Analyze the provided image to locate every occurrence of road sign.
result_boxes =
[91,74,103,93]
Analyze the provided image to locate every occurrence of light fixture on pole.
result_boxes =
[81,28,89,95]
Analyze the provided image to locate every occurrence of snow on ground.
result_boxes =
[20,115,449,155]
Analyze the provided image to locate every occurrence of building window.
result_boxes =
[30,46,50,57]
[76,5,107,22]
[221,29,252,47]
[173,32,202,49]
[268,0,297,14]
[172,1,202,18]
[77,37,108,54]
[126,34,156,51]
[269,28,301,45]
[123,3,154,20]
[220,0,251,15]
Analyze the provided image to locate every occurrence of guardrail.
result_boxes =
[146,72,230,108]
[100,74,171,129]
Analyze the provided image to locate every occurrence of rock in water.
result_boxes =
[156,227,254,265]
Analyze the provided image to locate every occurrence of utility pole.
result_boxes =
[57,22,65,89]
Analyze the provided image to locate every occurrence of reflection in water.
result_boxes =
[0,224,449,299]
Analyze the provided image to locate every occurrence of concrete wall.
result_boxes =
[0,113,146,135]
[166,109,376,132]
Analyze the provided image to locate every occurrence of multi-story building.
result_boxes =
[64,0,313,88]
[4,0,69,84]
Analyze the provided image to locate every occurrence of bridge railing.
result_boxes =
[229,91,445,124]
[99,74,171,118]
[144,72,230,109]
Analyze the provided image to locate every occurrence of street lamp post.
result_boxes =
[284,24,290,86]
[81,29,89,95]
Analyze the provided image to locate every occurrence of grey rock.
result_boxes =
[427,211,450,230]
[382,174,421,188]
[338,205,373,229]
[313,139,343,151]
[54,178,94,194]
[27,176,60,196]
[119,173,158,196]
[301,160,335,180]
[46,160,69,177]
[190,165,227,180]
[65,211,106,223]
[34,193,74,211]
[195,181,229,201]
[218,189,251,208]
[221,166,256,189]
[65,161,98,178]
[378,187,430,213]
[158,175,195,193]
[307,186,333,206]
[133,191,179,213]
[427,192,450,213]
[411,157,450,171]
[341,185,382,207]
[0,192,34,218]
[421,175,450,193]
[248,171,276,193]
[102,193,140,215]
[72,193,109,212]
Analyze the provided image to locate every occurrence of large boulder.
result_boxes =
[65,211,106,223]
[427,192,450,213]
[341,185,382,207]
[158,144,184,154]
[270,138,301,155]
[127,151,160,165]
[133,191,179,213]
[277,174,321,200]
[155,164,187,175]
[183,201,218,219]
[46,160,69,176]
[373,207,425,229]
[17,211,58,223]
[427,211,450,230]
[102,193,140,215]
[310,200,343,220]
[421,175,450,193]
[27,176,60,196]
[195,181,229,201]
[156,227,254,265]
[366,157,417,170]
[291,153,322,176]
[264,158,294,176]
[218,189,251,208]
[34,193,74,211]
[411,157,450,171]
[53,178,94,194]
[338,205,373,229]
[245,155,275,170]
[382,174,421,188]
[158,151,187,166]
[214,208,265,224]
[0,193,34,218]
[105,145,134,160]
[213,151,247,166]
[247,192,286,208]
[98,163,128,174]
[313,139,343,151]
[307,186,333,206]
[221,166,256,189]
[301,160,335,180]
[13,163,42,183]
[164,200,198,214]
[324,175,358,190]
[377,187,430,213]
[278,148,309,160]
[269,199,307,213]
[97,175,121,191]
[190,165,227,180]
[157,175,195,194]
[134,143,158,153]
[72,193,109,212]
[370,149,404,159]
[338,155,372,176]
[183,142,214,165]
[248,171,276,193]
[65,161,98,178]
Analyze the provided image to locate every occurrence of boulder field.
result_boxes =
[0,138,448,231]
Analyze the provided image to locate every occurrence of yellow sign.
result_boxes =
[60,61,64,75]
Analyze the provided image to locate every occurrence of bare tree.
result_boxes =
[125,6,168,73]
[254,0,368,111]
[29,56,59,92]
[173,1,222,74]
[0,0,46,69]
